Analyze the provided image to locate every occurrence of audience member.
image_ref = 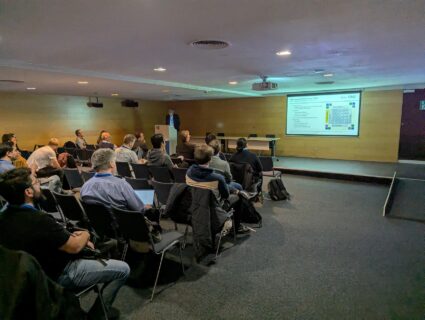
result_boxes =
[176,130,195,160]
[208,139,242,191]
[132,132,149,159]
[74,129,87,149]
[115,134,145,164]
[26,138,63,178]
[0,143,18,174]
[0,168,130,319]
[96,129,107,145]
[146,133,175,170]
[2,133,28,168]
[81,148,154,215]
[98,132,115,150]
[186,144,249,233]
[206,133,226,161]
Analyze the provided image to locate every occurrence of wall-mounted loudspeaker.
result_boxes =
[121,99,139,108]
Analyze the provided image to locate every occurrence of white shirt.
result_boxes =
[27,146,56,170]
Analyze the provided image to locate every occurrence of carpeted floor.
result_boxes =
[110,175,424,320]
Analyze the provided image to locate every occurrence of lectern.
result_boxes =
[155,125,177,155]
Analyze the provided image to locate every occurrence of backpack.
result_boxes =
[268,178,291,201]
[239,197,262,226]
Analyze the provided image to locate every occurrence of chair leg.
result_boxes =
[121,243,128,261]
[182,225,189,249]
[215,232,224,259]
[179,243,185,274]
[94,284,109,320]
[151,250,166,302]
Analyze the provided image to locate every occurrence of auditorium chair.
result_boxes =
[259,156,281,179]
[81,202,119,241]
[151,180,173,212]
[171,167,187,183]
[131,163,150,180]
[124,177,151,190]
[115,162,132,178]
[149,166,173,183]
[53,191,89,229]
[81,171,95,182]
[63,168,84,190]
[248,133,258,138]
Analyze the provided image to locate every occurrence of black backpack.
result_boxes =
[268,178,291,201]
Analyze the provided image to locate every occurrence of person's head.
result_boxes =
[75,129,83,138]
[194,144,213,165]
[91,148,116,173]
[47,138,60,152]
[208,139,221,156]
[135,132,145,142]
[0,143,18,161]
[151,134,165,149]
[0,168,41,205]
[101,132,111,142]
[180,130,191,143]
[123,134,136,148]
[205,133,216,145]
[236,138,247,151]
[2,133,16,146]
[168,108,175,115]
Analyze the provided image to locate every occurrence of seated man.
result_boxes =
[229,137,263,191]
[0,168,130,319]
[26,138,63,178]
[98,132,115,150]
[186,144,249,234]
[0,143,18,174]
[205,134,226,161]
[115,134,146,164]
[208,139,242,192]
[146,133,176,171]
[176,130,196,160]
[74,129,87,149]
[132,132,149,160]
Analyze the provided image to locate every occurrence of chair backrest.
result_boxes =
[63,168,84,189]
[64,141,77,149]
[216,133,225,137]
[149,166,172,183]
[53,191,86,222]
[64,147,77,158]
[76,149,94,161]
[125,177,151,190]
[229,162,255,190]
[266,134,276,149]
[33,144,44,151]
[151,180,174,206]
[20,150,31,160]
[57,147,65,154]
[248,133,258,138]
[115,162,132,178]
[38,188,59,213]
[171,167,187,183]
[81,171,95,182]
[224,153,232,161]
[112,207,150,243]
[131,163,150,179]
[81,202,118,239]
[86,144,96,150]
[259,156,274,172]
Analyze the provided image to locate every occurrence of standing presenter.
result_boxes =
[165,108,180,131]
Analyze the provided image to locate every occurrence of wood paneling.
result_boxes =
[168,90,403,162]
[0,93,168,150]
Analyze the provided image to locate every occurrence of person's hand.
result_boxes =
[144,204,152,210]
[139,159,147,164]
[86,241,95,249]
[178,155,184,160]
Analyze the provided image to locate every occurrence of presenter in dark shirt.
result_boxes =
[165,108,180,131]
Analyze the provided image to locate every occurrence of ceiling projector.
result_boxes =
[252,76,278,91]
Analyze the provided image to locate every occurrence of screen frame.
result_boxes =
[285,90,362,137]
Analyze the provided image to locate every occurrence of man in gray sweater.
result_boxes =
[146,134,175,170]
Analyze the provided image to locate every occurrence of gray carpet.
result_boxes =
[389,178,425,222]
[111,176,424,320]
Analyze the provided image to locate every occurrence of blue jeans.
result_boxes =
[229,181,243,191]
[57,259,130,314]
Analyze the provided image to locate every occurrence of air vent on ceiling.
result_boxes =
[315,81,335,85]
[190,40,230,49]
[0,80,25,83]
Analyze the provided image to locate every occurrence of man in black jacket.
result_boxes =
[165,108,180,131]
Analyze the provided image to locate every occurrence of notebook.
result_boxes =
[134,190,155,205]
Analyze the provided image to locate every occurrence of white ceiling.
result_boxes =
[0,0,424,100]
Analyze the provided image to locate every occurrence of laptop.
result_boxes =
[134,190,155,206]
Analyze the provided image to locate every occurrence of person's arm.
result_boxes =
[164,154,174,170]
[59,231,90,254]
[216,174,230,199]
[253,155,263,174]
[130,151,139,164]
[224,162,233,181]
[121,180,149,212]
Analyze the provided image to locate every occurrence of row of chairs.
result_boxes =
[39,188,184,302]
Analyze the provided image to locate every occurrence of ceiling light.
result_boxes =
[26,87,36,90]
[111,93,119,96]
[77,81,88,84]
[161,89,170,93]
[154,67,166,72]
[276,50,291,56]
[323,73,333,77]
[228,81,238,85]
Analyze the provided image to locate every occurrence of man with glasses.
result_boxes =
[0,168,130,319]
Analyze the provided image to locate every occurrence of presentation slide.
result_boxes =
[286,92,361,136]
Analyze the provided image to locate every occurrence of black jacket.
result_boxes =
[166,114,180,131]
[229,149,263,176]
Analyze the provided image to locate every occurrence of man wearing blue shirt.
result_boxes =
[0,143,18,174]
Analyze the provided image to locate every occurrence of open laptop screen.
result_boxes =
[134,190,155,206]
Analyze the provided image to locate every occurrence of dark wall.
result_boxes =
[399,89,425,160]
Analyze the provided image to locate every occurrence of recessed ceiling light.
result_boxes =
[228,81,238,85]
[154,67,166,72]
[26,87,36,90]
[111,93,119,96]
[77,81,88,84]
[323,73,334,77]
[161,89,170,93]
[276,50,291,56]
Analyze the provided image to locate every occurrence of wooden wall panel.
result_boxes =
[168,90,403,162]
[0,93,168,150]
